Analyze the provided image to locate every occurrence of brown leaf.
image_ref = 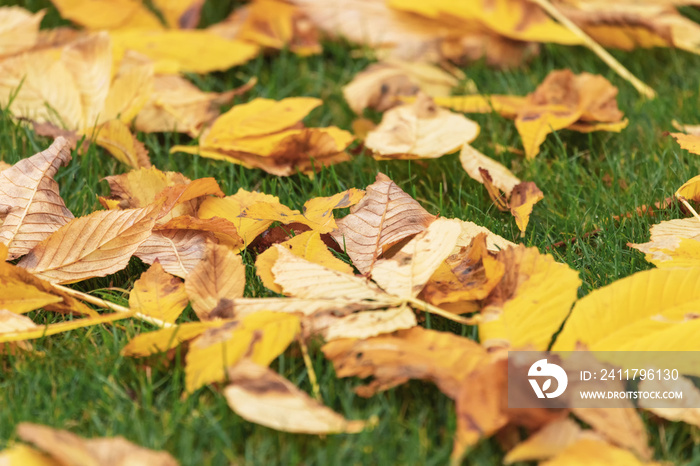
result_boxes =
[0,137,74,260]
[225,360,365,434]
[155,215,243,250]
[16,422,178,466]
[322,326,487,399]
[18,205,159,284]
[135,230,210,279]
[331,172,435,274]
[185,242,246,320]
[129,262,189,324]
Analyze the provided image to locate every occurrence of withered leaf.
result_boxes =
[130,262,189,324]
[225,360,366,434]
[331,172,435,274]
[0,137,74,260]
[135,230,210,279]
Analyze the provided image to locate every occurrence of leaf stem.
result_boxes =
[52,284,174,328]
[531,0,656,99]
[406,297,481,325]
[297,334,322,402]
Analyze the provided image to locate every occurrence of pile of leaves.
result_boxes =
[3,0,700,464]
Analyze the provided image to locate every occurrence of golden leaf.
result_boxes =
[0,7,45,57]
[89,119,151,168]
[50,0,163,30]
[553,267,700,352]
[460,144,521,195]
[111,29,259,74]
[185,311,300,392]
[134,75,254,136]
[480,245,581,350]
[0,138,74,259]
[331,173,435,274]
[510,181,545,233]
[504,419,595,464]
[225,360,365,434]
[155,216,243,250]
[0,311,134,343]
[539,438,659,466]
[185,242,245,320]
[102,51,154,124]
[15,422,177,466]
[320,305,417,341]
[671,132,700,156]
[122,320,226,357]
[256,231,353,294]
[18,205,160,284]
[322,326,487,399]
[629,217,700,266]
[129,262,188,324]
[365,93,480,159]
[572,407,650,460]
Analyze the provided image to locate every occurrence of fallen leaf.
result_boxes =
[503,418,597,464]
[155,216,243,250]
[319,305,417,341]
[129,262,188,324]
[89,119,151,168]
[15,422,178,465]
[460,144,521,195]
[343,59,463,114]
[553,267,700,351]
[540,438,658,466]
[18,205,160,284]
[185,242,246,320]
[135,230,210,279]
[0,7,45,57]
[50,0,163,30]
[480,245,581,350]
[255,231,353,294]
[322,326,487,398]
[639,376,700,426]
[0,137,74,260]
[572,407,650,460]
[670,132,700,155]
[224,360,365,433]
[365,93,480,160]
[111,29,259,74]
[331,173,436,274]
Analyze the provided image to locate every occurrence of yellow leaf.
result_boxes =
[111,29,259,74]
[322,326,488,399]
[256,231,353,294]
[185,242,246,320]
[198,189,281,247]
[639,376,700,427]
[102,51,154,123]
[61,32,112,129]
[225,360,365,434]
[0,138,74,259]
[152,0,202,29]
[89,120,151,168]
[676,173,700,200]
[0,7,45,57]
[515,105,581,159]
[331,173,435,274]
[510,181,544,233]
[18,205,160,284]
[432,94,527,118]
[365,93,480,159]
[480,245,581,350]
[206,97,322,142]
[540,438,657,466]
[629,217,700,266]
[155,215,243,250]
[371,218,462,299]
[0,50,82,129]
[15,422,178,466]
[553,267,700,352]
[0,279,63,314]
[129,262,188,324]
[50,0,163,30]
[0,311,134,343]
[504,419,592,464]
[122,320,226,357]
[185,311,300,393]
[0,444,57,466]
[459,144,520,195]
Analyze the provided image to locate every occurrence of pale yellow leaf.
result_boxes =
[0,7,45,57]
[225,360,366,433]
[460,144,520,195]
[321,305,417,341]
[135,230,210,279]
[89,119,151,168]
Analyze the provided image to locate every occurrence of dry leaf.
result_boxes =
[255,231,353,294]
[134,75,254,137]
[0,6,45,57]
[343,60,463,114]
[185,242,246,320]
[225,360,365,434]
[89,119,151,168]
[503,418,597,464]
[50,0,163,30]
[365,93,480,160]
[319,305,417,341]
[572,407,651,460]
[639,376,700,426]
[155,216,243,250]
[129,262,188,324]
[0,137,74,260]
[18,205,160,284]
[15,422,178,466]
[135,230,210,279]
[323,326,487,398]
[460,144,521,195]
[540,438,659,466]
[331,173,435,274]
[102,51,155,124]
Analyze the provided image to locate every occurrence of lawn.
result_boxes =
[2,0,700,464]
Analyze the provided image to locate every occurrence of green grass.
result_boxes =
[3,1,700,464]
